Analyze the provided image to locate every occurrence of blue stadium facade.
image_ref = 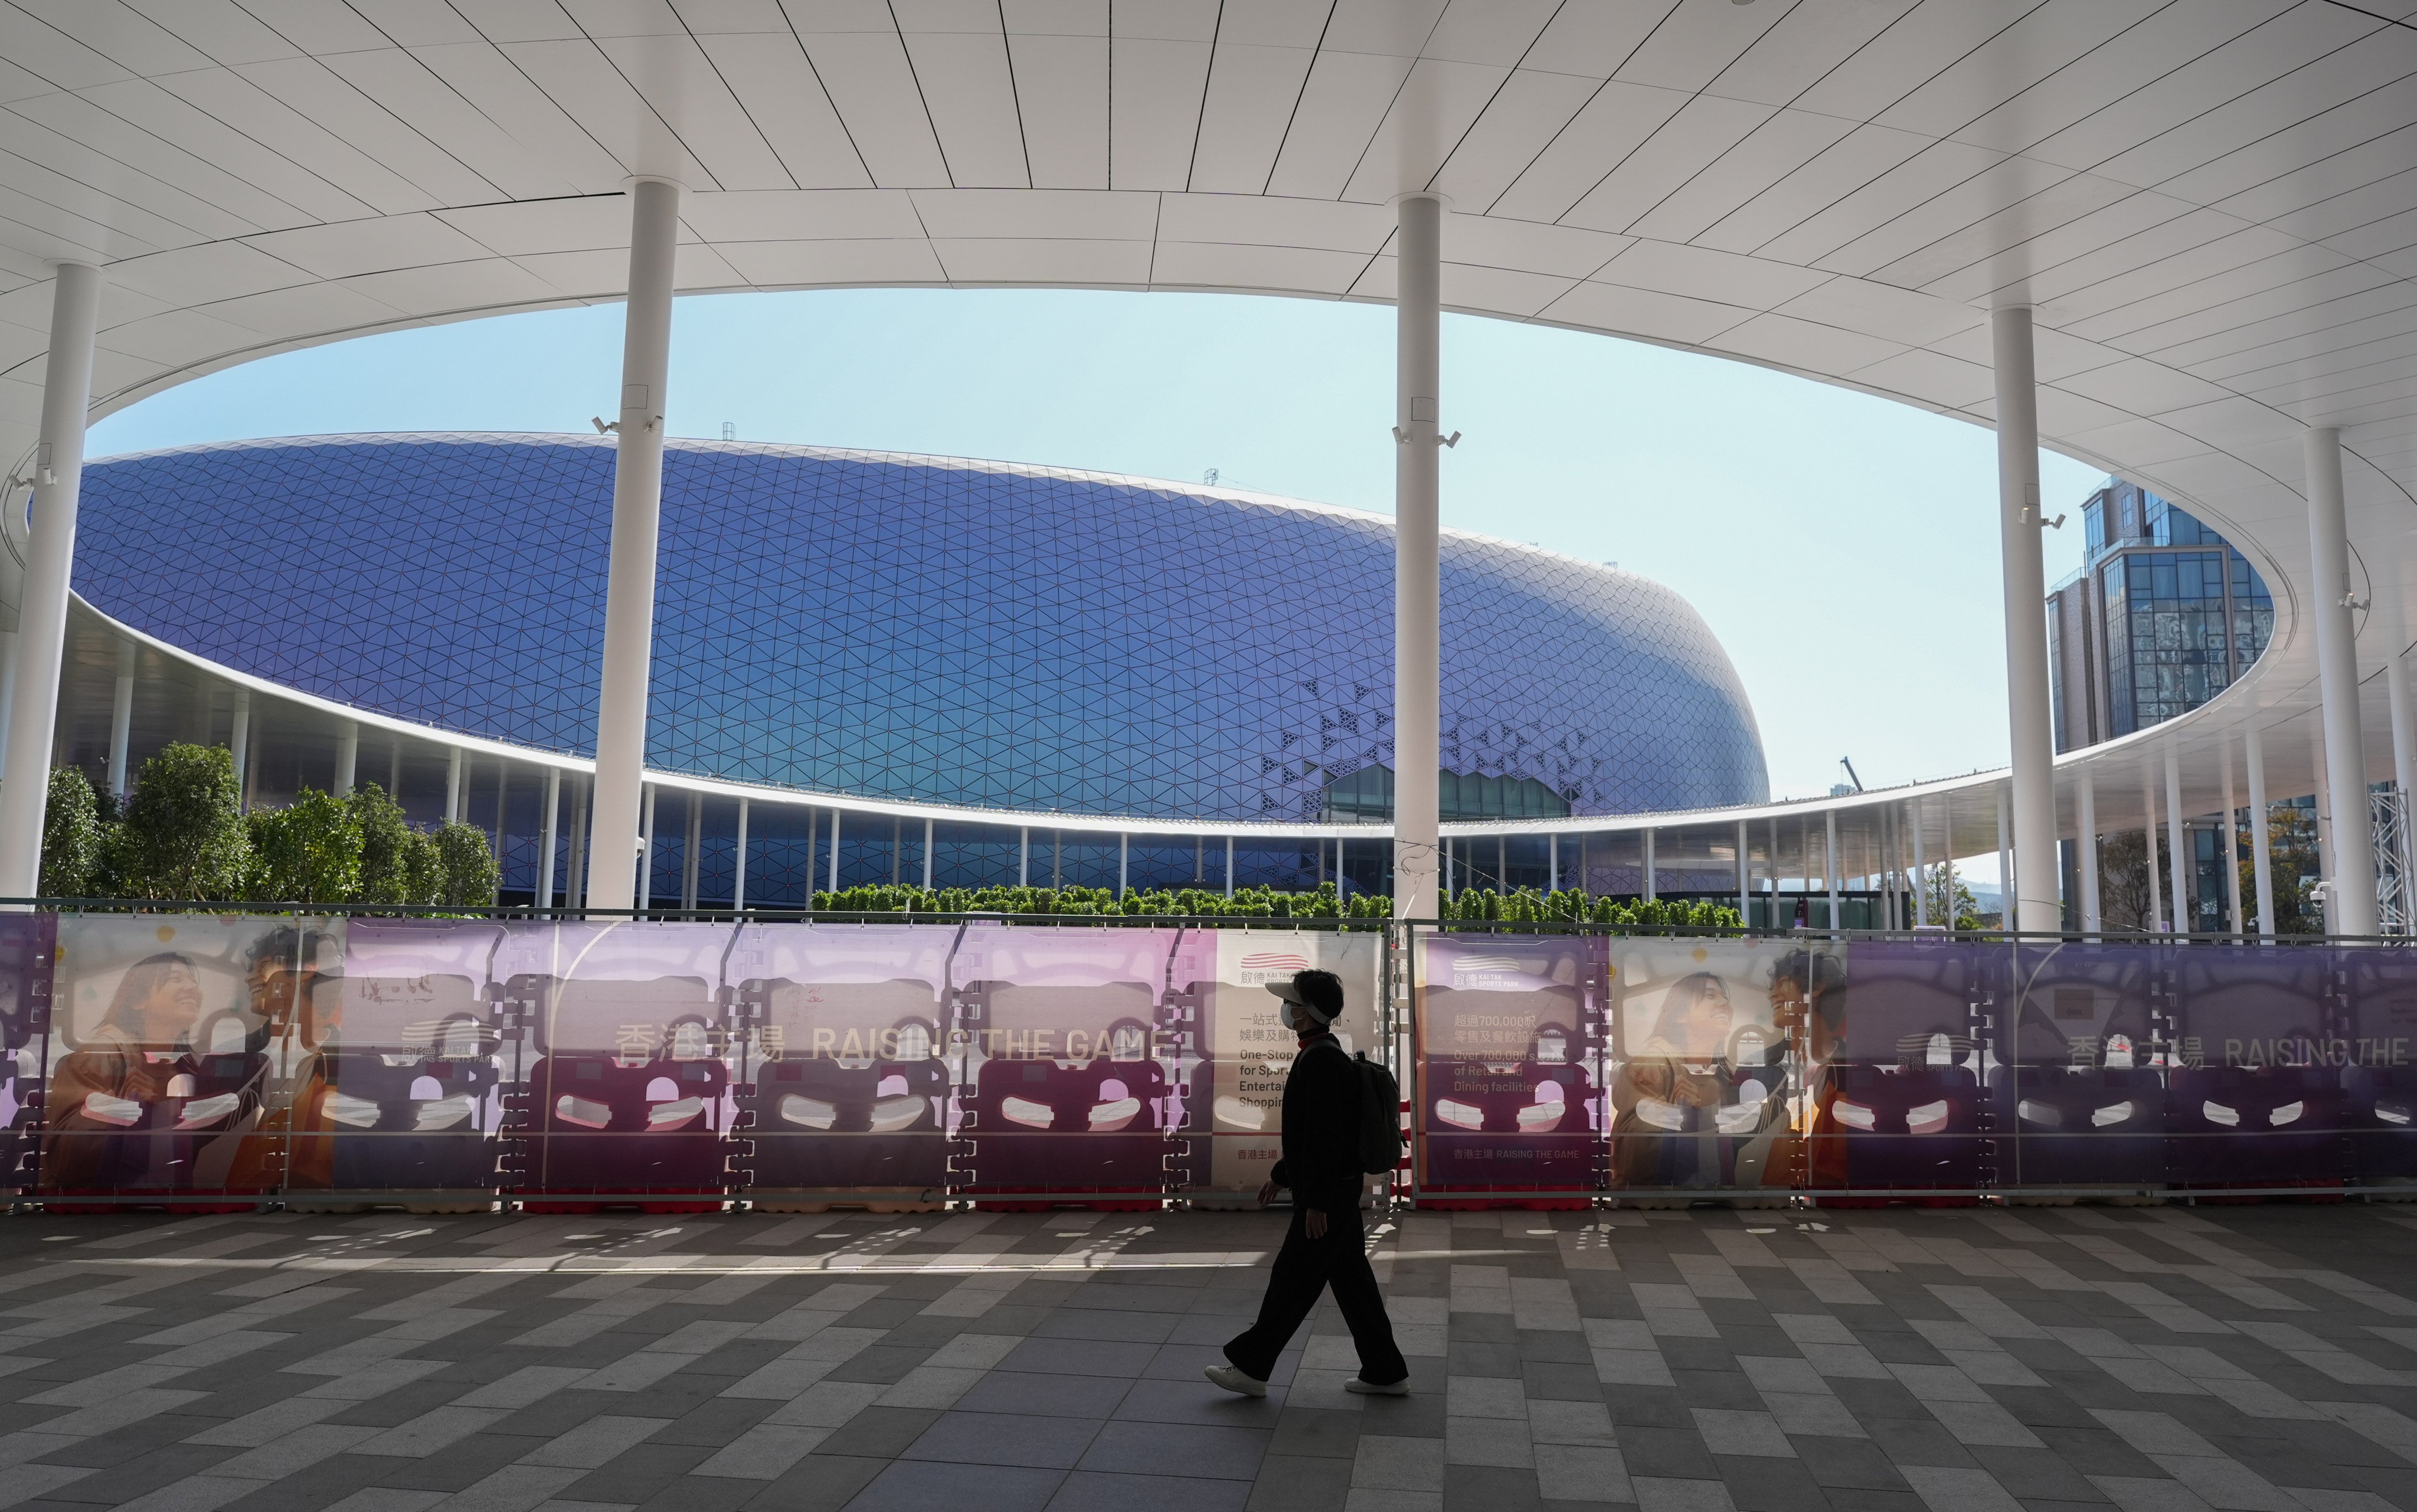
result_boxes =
[71,434,1767,826]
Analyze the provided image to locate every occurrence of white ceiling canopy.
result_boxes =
[3,0,2416,837]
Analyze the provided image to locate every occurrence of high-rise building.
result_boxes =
[2047,479,2273,755]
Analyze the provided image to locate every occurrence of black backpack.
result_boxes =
[1352,1049,1404,1176]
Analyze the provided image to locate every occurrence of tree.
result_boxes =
[432,821,499,908]
[38,766,103,898]
[2099,829,2156,933]
[2252,806,2324,935]
[348,783,416,905]
[112,744,248,901]
[1916,866,1983,931]
[247,787,363,904]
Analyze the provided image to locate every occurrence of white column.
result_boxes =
[1118,832,1129,896]
[2247,726,2276,938]
[1019,826,1029,888]
[538,767,560,910]
[1993,306,2061,934]
[2165,746,2188,934]
[388,741,400,797]
[0,263,100,899]
[333,722,358,797]
[567,780,588,907]
[1225,834,1234,898]
[444,747,462,823]
[105,643,133,798]
[2305,425,2379,933]
[1641,829,1656,901]
[2221,743,2244,938]
[230,688,250,783]
[586,175,682,913]
[0,630,18,784]
[1736,820,1749,926]
[682,791,701,910]
[1391,192,1444,921]
[1826,810,1840,935]
[1996,787,2012,928]
[1548,833,1558,893]
[2077,772,2102,937]
[2143,768,2164,931]
[2392,640,2417,923]
[923,817,934,891]
[639,783,657,909]
[827,808,840,892]
[1913,802,1929,927]
[732,798,748,911]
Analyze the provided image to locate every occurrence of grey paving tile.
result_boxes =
[1078,1421,1270,1481]
[901,1411,1102,1470]
[842,1459,1064,1512]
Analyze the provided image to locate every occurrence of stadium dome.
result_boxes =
[71,434,1767,824]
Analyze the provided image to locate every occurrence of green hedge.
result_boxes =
[803,881,1741,928]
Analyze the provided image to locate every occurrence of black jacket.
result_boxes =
[1270,1033,1362,1216]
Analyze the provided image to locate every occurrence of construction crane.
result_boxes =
[1839,757,1864,793]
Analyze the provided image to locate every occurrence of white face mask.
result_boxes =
[1280,1001,1326,1035]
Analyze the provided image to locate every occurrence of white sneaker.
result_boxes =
[1203,1364,1268,1398]
[1345,1377,1410,1396]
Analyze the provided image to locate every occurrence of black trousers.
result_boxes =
[1223,1202,1408,1385]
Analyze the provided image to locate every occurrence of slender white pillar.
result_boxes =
[1996,788,2012,930]
[105,643,133,797]
[1548,833,1558,893]
[567,780,587,908]
[1992,306,2060,933]
[0,263,100,899]
[1736,820,1749,925]
[732,798,748,911]
[444,747,462,823]
[1825,810,1840,934]
[387,741,400,797]
[2312,721,2334,908]
[827,808,840,892]
[538,768,560,910]
[586,176,683,913]
[2078,773,2102,937]
[2247,726,2276,938]
[0,629,18,784]
[2165,746,2189,934]
[1225,834,1234,898]
[2221,744,2244,937]
[682,791,701,910]
[923,817,934,891]
[2305,425,2379,933]
[2391,641,2417,926]
[2143,769,2164,931]
[1118,833,1129,896]
[1019,827,1029,888]
[1642,829,1656,901]
[231,688,250,782]
[333,722,358,797]
[1391,192,1444,921]
[1913,802,1929,927]
[639,783,657,909]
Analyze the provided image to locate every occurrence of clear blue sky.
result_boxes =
[88,287,2103,814]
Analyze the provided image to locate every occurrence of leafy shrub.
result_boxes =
[247,788,363,904]
[113,744,249,901]
[38,766,103,898]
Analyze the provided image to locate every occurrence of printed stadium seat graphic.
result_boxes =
[1818,942,1984,1196]
[956,928,1181,1201]
[299,920,509,1197]
[2167,948,2342,1190]
[506,921,737,1210]
[1998,945,2167,1190]
[1421,935,1601,1200]
[735,922,958,1204]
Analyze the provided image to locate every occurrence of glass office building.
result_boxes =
[2048,479,2274,754]
[73,435,1768,833]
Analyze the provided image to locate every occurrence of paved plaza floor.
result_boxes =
[5,1204,2417,1512]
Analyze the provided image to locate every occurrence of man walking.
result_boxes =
[1206,968,1409,1398]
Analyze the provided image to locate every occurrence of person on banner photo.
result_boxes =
[1766,949,1848,1193]
[230,925,336,1192]
[1611,971,1740,1189]
[43,952,263,1192]
[1208,968,1409,1399]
